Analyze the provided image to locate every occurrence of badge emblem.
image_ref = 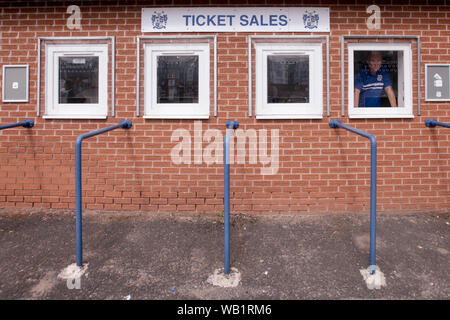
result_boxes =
[377,75,383,82]
[151,11,168,30]
[303,10,319,29]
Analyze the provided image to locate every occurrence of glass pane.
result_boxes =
[157,56,199,104]
[267,55,309,104]
[59,56,99,104]
[353,51,398,107]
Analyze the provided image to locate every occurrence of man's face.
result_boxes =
[368,54,382,74]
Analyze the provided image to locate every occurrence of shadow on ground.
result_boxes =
[0,208,448,300]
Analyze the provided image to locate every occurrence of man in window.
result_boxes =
[354,51,397,108]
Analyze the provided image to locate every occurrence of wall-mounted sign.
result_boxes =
[2,65,29,103]
[142,7,330,33]
[425,64,450,101]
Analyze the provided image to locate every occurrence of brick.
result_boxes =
[0,2,448,215]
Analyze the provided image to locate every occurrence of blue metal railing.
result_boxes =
[0,119,34,130]
[329,120,377,275]
[75,120,132,267]
[425,119,450,128]
[224,120,239,274]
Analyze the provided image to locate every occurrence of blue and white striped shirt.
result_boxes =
[354,68,392,107]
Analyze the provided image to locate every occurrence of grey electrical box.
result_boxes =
[2,65,29,102]
[425,64,450,101]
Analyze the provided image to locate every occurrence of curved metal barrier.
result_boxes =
[0,119,34,130]
[330,120,378,275]
[425,119,450,128]
[75,120,132,267]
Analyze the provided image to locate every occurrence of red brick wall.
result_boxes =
[0,0,448,214]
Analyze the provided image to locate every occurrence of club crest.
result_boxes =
[151,11,168,30]
[303,10,319,29]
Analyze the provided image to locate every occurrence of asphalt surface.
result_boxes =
[0,208,448,300]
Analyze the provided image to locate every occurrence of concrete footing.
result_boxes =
[207,267,241,288]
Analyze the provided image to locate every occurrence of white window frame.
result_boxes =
[44,43,109,119]
[144,42,210,119]
[254,42,323,119]
[348,42,413,119]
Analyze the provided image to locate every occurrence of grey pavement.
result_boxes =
[0,208,448,300]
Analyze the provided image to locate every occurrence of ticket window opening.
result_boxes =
[353,50,402,108]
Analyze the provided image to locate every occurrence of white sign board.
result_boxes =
[142,7,330,33]
[2,65,29,103]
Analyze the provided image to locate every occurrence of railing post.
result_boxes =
[425,119,450,128]
[224,120,239,275]
[330,120,377,275]
[369,133,377,273]
[0,119,34,130]
[75,120,132,267]
[75,137,83,267]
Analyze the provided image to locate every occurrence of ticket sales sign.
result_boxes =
[142,7,330,33]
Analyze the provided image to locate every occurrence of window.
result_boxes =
[348,42,413,118]
[45,43,108,119]
[59,56,99,104]
[255,42,323,119]
[144,42,210,119]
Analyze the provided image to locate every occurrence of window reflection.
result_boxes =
[267,55,309,104]
[157,56,199,104]
[353,51,398,108]
[59,56,99,104]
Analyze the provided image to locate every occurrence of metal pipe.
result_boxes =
[214,35,218,117]
[248,36,252,117]
[111,36,116,117]
[417,37,421,116]
[224,120,239,274]
[75,120,132,267]
[326,35,330,117]
[37,39,41,116]
[136,37,140,117]
[138,35,216,40]
[0,119,34,130]
[341,36,345,116]
[329,120,377,274]
[425,119,450,128]
[39,36,114,41]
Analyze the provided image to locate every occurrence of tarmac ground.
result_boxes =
[0,208,448,300]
